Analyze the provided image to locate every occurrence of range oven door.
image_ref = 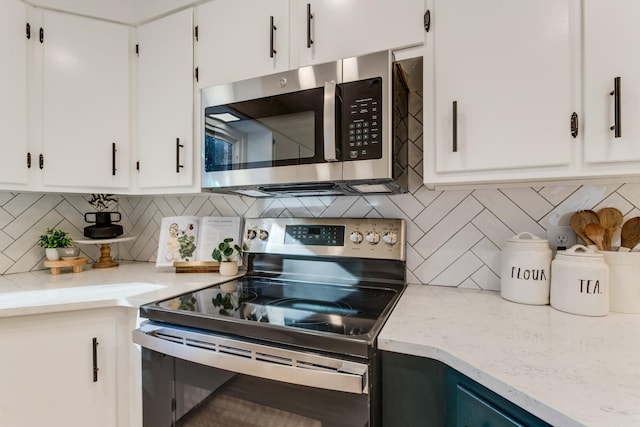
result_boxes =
[135,323,372,427]
[201,60,344,193]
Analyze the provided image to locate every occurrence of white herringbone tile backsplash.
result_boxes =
[3,89,640,289]
[2,182,640,291]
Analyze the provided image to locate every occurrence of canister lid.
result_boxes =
[505,231,548,245]
[555,244,604,260]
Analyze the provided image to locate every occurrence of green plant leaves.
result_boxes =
[37,227,73,248]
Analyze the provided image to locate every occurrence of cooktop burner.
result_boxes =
[153,277,399,336]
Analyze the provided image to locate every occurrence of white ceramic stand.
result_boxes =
[74,235,136,268]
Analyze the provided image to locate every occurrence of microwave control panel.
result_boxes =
[342,77,382,161]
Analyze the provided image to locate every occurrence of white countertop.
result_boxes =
[3,265,638,426]
[0,261,239,317]
[378,284,640,427]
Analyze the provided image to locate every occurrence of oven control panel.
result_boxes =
[243,218,405,261]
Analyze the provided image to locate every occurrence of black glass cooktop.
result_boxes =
[147,276,401,337]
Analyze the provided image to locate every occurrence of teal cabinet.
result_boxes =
[381,351,551,427]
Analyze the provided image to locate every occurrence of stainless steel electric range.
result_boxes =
[134,217,406,427]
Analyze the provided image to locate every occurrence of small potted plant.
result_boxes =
[38,227,74,260]
[211,237,243,276]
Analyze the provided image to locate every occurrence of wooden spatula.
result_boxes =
[585,223,606,251]
[597,207,623,251]
[571,210,599,245]
[621,217,640,250]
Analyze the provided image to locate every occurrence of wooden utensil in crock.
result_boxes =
[585,223,606,251]
[571,210,599,246]
[621,217,640,250]
[597,207,623,251]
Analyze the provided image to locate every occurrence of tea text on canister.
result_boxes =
[579,279,602,294]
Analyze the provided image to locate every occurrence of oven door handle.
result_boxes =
[323,80,338,162]
[133,325,368,395]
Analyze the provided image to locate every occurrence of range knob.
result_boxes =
[349,231,363,244]
[365,231,380,244]
[383,231,398,246]
[246,229,257,240]
[258,229,269,240]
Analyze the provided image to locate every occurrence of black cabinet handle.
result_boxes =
[176,138,184,173]
[306,4,314,48]
[111,143,117,176]
[39,154,44,169]
[27,152,31,169]
[270,16,277,58]
[92,337,99,382]
[610,76,621,138]
[424,10,431,32]
[452,101,458,152]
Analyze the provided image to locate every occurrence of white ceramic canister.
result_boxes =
[500,232,552,305]
[602,251,640,313]
[550,245,609,316]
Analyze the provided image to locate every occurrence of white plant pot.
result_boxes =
[219,261,238,276]
[45,248,60,261]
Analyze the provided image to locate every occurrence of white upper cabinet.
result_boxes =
[583,0,640,169]
[0,0,29,187]
[39,11,131,191]
[195,0,289,89]
[136,8,195,192]
[292,0,424,67]
[424,0,576,187]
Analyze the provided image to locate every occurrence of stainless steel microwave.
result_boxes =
[200,50,421,197]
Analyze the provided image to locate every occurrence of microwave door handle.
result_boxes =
[323,80,338,161]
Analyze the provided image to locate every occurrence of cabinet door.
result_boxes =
[41,11,130,190]
[0,0,29,186]
[0,313,118,427]
[137,9,194,191]
[426,0,574,184]
[445,368,552,427]
[583,0,640,165]
[293,0,424,67]
[196,0,289,89]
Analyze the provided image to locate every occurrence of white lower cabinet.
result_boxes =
[424,0,576,187]
[0,308,135,427]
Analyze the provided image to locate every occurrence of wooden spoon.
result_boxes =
[570,210,600,245]
[584,223,606,251]
[597,207,623,251]
[621,217,640,250]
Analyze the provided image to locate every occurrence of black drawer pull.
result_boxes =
[609,76,621,138]
[270,16,277,58]
[176,138,184,173]
[112,143,117,175]
[306,4,314,48]
[92,337,99,382]
[452,101,458,152]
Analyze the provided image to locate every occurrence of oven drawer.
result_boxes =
[133,322,369,395]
